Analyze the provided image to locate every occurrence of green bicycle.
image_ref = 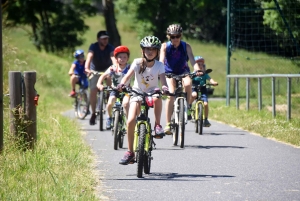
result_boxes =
[107,87,127,150]
[129,88,161,178]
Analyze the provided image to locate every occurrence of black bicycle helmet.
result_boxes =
[166,24,183,35]
[140,36,161,49]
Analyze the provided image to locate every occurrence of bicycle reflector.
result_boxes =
[146,97,154,107]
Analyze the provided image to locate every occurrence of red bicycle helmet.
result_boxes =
[114,46,130,57]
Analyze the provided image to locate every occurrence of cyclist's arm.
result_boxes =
[120,68,134,85]
[159,43,167,63]
[68,63,76,76]
[97,70,110,89]
[186,43,196,68]
[209,78,218,86]
[159,73,168,88]
[85,51,93,74]
[110,51,117,66]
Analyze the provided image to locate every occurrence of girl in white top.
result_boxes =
[118,36,169,165]
[97,46,131,129]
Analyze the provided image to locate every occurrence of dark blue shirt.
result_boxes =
[88,42,115,72]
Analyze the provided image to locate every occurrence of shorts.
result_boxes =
[166,69,190,76]
[75,75,88,89]
[192,90,208,103]
[129,89,160,104]
[89,72,101,90]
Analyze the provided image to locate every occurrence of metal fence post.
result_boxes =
[24,71,37,149]
[272,77,276,117]
[235,78,239,110]
[258,77,262,111]
[246,77,250,111]
[287,77,291,121]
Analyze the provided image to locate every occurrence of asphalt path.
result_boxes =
[66,101,300,201]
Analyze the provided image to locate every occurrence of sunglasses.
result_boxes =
[170,35,181,39]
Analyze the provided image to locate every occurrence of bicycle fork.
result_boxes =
[194,101,204,121]
[133,121,151,152]
[173,97,188,124]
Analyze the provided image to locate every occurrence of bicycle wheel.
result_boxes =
[198,103,204,135]
[118,131,124,148]
[137,123,146,178]
[144,136,152,174]
[77,91,89,120]
[74,97,78,118]
[98,90,104,131]
[112,110,120,150]
[178,99,185,148]
[172,113,179,146]
[194,108,198,133]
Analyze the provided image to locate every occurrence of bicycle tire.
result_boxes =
[195,108,198,133]
[98,91,104,131]
[198,103,204,135]
[179,99,185,148]
[77,91,89,120]
[74,97,78,118]
[144,136,152,174]
[172,114,178,146]
[118,131,124,148]
[113,110,120,150]
[137,123,146,178]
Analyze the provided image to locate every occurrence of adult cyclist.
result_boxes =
[159,24,199,134]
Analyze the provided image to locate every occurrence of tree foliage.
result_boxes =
[115,0,227,43]
[4,0,97,54]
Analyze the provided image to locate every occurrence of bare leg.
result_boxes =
[90,88,98,113]
[70,75,78,90]
[153,97,162,125]
[165,78,175,124]
[204,102,209,118]
[107,96,116,117]
[126,101,141,152]
[122,95,130,119]
[182,76,192,105]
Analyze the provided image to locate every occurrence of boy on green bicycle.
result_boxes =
[190,56,218,127]
[97,46,131,130]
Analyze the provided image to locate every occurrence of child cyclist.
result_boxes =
[190,56,218,127]
[118,36,169,165]
[68,50,88,97]
[97,46,131,130]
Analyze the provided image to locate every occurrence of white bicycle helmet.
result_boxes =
[166,24,183,35]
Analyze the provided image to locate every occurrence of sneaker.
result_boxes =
[106,117,112,130]
[89,113,96,125]
[164,123,172,135]
[119,151,135,165]
[154,125,165,139]
[203,119,211,127]
[69,90,76,97]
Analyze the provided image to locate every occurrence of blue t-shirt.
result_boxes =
[73,60,87,78]
[88,42,115,72]
[164,41,189,75]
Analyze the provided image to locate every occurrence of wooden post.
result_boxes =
[272,77,276,117]
[258,78,262,111]
[9,71,23,137]
[24,71,37,149]
[246,77,250,111]
[235,78,239,110]
[287,77,291,121]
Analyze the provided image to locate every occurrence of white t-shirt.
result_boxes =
[105,64,131,87]
[131,58,165,92]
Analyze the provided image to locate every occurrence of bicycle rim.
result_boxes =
[179,99,185,148]
[77,92,89,120]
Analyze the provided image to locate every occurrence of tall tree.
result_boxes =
[4,0,97,54]
[103,0,121,47]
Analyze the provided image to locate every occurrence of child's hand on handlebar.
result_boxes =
[161,85,169,95]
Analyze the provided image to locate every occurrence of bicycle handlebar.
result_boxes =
[128,88,162,97]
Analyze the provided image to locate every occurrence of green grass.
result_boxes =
[1,13,300,200]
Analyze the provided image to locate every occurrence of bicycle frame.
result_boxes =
[133,104,151,152]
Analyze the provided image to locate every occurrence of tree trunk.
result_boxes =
[103,0,121,47]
